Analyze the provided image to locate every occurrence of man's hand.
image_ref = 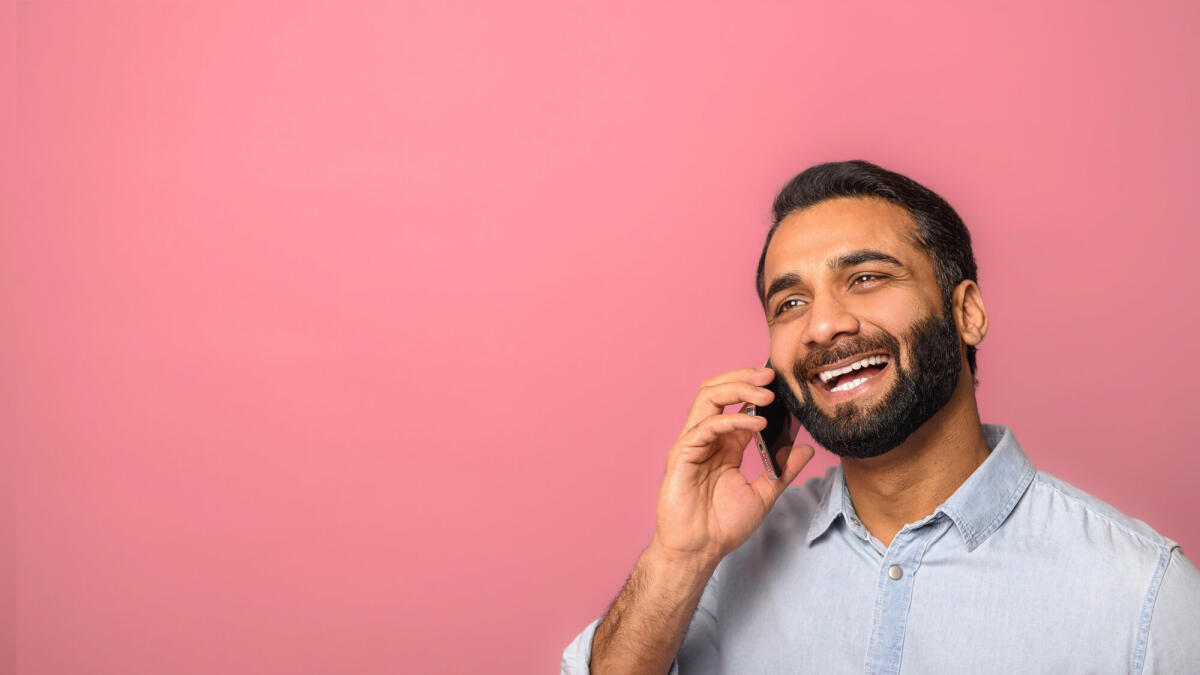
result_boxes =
[590,366,813,674]
[654,366,815,566]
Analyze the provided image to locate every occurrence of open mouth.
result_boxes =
[809,353,892,397]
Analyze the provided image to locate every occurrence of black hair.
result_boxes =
[755,159,980,381]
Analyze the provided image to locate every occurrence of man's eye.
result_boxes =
[776,298,805,316]
[852,274,885,286]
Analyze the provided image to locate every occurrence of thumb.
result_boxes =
[780,443,816,485]
[752,443,816,506]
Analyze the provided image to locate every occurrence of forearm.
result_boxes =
[589,540,719,675]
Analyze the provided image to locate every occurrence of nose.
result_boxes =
[799,292,861,349]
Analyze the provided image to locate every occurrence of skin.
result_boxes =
[762,195,991,545]
[589,195,992,673]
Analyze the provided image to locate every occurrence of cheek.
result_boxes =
[859,296,931,340]
[768,323,805,370]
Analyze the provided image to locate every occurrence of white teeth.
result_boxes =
[817,354,889,383]
[830,376,869,392]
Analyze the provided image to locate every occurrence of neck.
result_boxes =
[839,373,991,548]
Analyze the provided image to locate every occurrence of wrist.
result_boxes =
[646,536,721,580]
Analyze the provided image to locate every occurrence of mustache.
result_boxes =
[793,333,902,379]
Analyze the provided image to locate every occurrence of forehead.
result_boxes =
[763,196,927,280]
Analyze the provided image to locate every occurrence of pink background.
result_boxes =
[5,2,1199,673]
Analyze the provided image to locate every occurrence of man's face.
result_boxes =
[762,197,964,459]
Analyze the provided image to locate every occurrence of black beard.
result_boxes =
[775,312,963,459]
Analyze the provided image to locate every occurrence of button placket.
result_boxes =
[863,519,950,675]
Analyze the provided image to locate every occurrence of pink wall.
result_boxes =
[6,1,1199,673]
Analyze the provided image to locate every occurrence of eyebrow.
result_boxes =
[764,249,906,304]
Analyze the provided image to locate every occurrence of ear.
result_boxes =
[952,279,988,347]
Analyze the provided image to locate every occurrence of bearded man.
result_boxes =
[561,160,1200,674]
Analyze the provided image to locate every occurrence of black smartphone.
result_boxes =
[745,360,800,479]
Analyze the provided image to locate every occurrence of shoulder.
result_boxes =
[1006,468,1183,634]
[980,464,1197,670]
[1024,470,1177,553]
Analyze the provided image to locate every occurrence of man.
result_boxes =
[561,160,1200,674]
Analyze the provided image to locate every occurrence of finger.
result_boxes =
[673,413,766,465]
[682,378,776,434]
[698,366,776,390]
[690,402,778,470]
[751,443,815,507]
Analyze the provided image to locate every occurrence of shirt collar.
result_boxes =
[805,464,847,545]
[805,423,1036,551]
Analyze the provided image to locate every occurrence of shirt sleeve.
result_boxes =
[560,565,722,675]
[1141,546,1200,673]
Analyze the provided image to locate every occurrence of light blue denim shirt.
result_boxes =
[562,424,1200,674]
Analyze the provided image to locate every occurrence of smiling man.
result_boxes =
[562,160,1200,674]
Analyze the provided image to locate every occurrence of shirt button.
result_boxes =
[850,517,861,526]
[888,565,903,580]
